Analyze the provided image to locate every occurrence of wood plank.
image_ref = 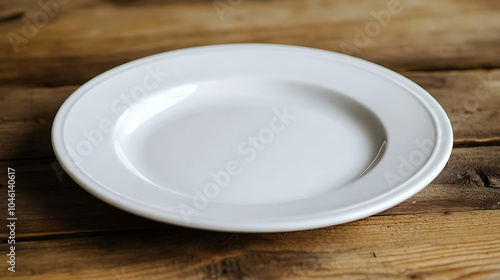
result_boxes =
[0,147,498,238]
[0,210,499,279]
[0,0,499,86]
[0,69,499,160]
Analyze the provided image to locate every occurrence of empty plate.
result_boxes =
[52,44,453,232]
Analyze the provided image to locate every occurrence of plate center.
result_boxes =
[113,79,387,205]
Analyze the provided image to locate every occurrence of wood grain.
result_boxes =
[0,85,76,160]
[0,147,497,238]
[405,69,500,141]
[0,0,499,86]
[381,146,500,215]
[1,210,499,279]
[0,69,498,160]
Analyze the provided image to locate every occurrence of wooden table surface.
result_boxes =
[1,0,499,279]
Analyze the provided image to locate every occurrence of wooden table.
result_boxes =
[1,0,499,279]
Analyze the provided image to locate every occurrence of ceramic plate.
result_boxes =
[52,44,453,232]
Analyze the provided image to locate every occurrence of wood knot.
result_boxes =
[457,166,498,188]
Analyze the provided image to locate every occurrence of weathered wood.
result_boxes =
[0,147,498,238]
[0,0,499,86]
[0,69,498,160]
[1,210,499,279]
[404,69,500,141]
[0,85,76,160]
[381,146,500,215]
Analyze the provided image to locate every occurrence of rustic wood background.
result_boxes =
[0,0,499,279]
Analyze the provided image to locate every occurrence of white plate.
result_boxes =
[52,44,453,232]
